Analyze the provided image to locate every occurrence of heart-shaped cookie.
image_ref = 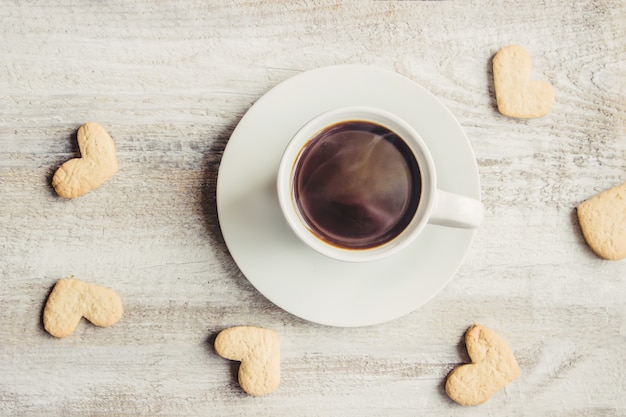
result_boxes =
[52,122,118,198]
[214,326,280,396]
[445,324,519,405]
[493,44,555,118]
[43,277,123,338]
[577,181,626,260]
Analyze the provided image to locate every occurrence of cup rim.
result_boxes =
[277,105,437,262]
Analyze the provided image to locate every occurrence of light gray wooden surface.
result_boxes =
[1,1,625,416]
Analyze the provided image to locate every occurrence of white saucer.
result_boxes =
[216,65,481,327]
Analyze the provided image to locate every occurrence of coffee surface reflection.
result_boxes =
[293,121,421,249]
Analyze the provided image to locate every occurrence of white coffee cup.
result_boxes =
[277,106,484,262]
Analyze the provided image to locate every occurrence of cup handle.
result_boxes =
[428,189,485,229]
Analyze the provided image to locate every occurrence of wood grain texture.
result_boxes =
[1,0,625,416]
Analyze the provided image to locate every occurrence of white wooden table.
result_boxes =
[1,1,625,416]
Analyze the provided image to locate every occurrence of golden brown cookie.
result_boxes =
[52,122,118,198]
[446,324,519,405]
[214,326,280,396]
[577,181,626,260]
[493,44,554,118]
[43,277,123,338]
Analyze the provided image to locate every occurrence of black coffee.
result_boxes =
[293,121,421,249]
